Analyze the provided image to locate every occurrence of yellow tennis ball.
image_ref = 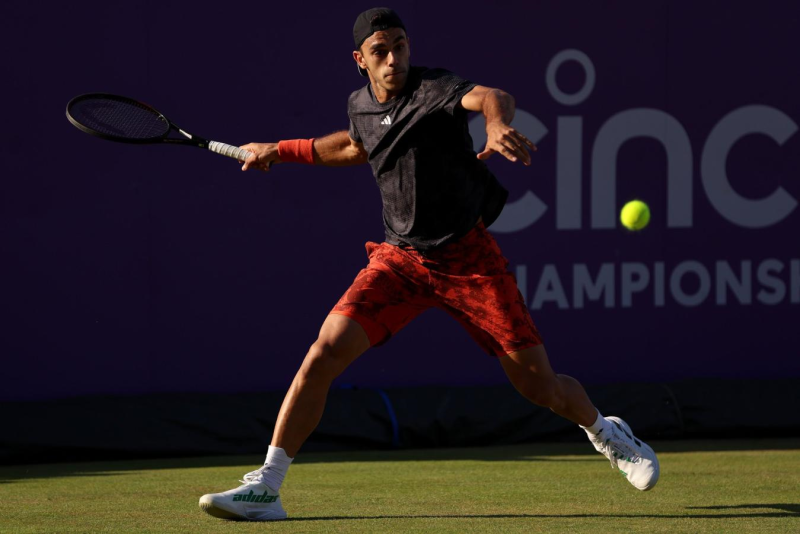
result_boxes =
[620,200,651,230]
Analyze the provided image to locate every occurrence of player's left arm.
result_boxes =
[460,86,537,165]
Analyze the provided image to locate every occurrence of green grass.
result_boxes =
[0,439,798,533]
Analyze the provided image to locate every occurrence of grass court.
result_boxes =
[1,439,798,533]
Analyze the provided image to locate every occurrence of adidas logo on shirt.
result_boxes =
[380,115,392,125]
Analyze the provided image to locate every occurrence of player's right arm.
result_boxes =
[240,131,368,172]
[312,131,369,167]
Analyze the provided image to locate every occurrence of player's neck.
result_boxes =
[370,81,402,103]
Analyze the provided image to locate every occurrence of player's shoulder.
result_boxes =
[416,66,472,92]
[418,66,459,80]
[348,84,373,113]
[348,84,371,104]
[417,66,470,83]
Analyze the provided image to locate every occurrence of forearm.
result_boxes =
[311,131,366,166]
[481,89,516,126]
[241,131,367,172]
[314,130,362,167]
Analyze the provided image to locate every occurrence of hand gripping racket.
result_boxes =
[66,93,252,161]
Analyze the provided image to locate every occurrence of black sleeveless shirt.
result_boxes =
[347,67,508,251]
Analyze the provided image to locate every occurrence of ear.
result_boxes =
[353,50,367,71]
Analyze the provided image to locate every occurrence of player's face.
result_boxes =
[355,28,410,99]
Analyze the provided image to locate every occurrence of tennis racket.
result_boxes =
[66,93,252,161]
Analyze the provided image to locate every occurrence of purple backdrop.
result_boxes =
[2,1,798,401]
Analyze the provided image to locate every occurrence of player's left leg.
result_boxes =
[500,343,659,491]
[429,222,659,490]
[499,344,596,426]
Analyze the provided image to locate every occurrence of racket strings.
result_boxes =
[69,97,169,140]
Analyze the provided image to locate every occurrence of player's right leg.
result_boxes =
[200,240,431,520]
[199,314,370,521]
[271,313,371,458]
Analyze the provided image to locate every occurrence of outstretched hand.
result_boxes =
[477,122,537,165]
[238,142,281,172]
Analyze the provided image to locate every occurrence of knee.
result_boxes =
[298,341,340,383]
[513,375,561,408]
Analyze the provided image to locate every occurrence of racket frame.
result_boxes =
[66,93,210,148]
[67,93,253,162]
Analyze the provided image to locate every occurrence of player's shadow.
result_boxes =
[686,503,800,515]
[286,504,800,521]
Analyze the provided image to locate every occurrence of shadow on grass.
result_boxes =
[285,503,800,521]
[2,438,799,484]
[687,503,800,514]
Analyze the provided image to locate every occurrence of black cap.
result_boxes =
[353,7,406,77]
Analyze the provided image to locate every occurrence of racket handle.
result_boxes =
[208,141,253,161]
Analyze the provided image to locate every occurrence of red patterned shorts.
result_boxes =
[330,223,542,357]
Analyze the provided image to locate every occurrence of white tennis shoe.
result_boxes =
[199,466,287,521]
[586,416,660,491]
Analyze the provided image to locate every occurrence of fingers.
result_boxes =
[503,131,533,165]
[486,126,538,165]
[242,161,272,172]
[515,131,538,152]
[239,145,273,172]
[239,146,252,170]
[485,139,530,165]
[240,151,253,171]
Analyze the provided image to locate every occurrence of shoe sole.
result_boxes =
[199,495,288,521]
[199,499,246,520]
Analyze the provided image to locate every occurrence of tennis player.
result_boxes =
[199,7,659,521]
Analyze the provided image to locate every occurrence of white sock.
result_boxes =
[260,446,294,491]
[580,410,609,436]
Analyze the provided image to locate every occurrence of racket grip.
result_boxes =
[208,141,253,161]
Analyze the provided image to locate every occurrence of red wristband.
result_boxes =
[277,139,315,164]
